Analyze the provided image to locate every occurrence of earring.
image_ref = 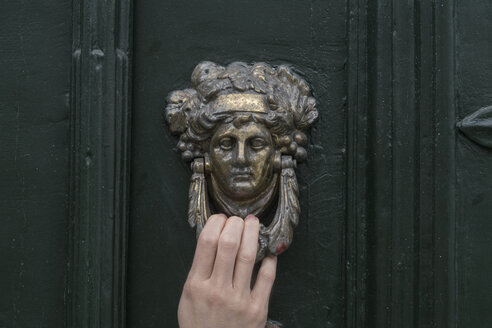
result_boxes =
[258,155,300,259]
[188,157,210,237]
[273,150,282,171]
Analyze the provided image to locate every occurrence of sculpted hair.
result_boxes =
[165,61,318,162]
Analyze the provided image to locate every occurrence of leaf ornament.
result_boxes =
[264,156,300,256]
[187,158,210,236]
[457,105,492,149]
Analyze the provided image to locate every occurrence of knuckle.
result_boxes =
[244,216,259,228]
[259,269,276,283]
[237,251,256,265]
[228,216,244,227]
[247,303,267,321]
[208,213,227,223]
[228,294,244,311]
[183,279,199,296]
[205,288,226,306]
[219,235,239,250]
[199,234,219,249]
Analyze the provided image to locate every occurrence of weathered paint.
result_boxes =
[127,1,347,327]
[1,0,492,327]
[0,0,72,327]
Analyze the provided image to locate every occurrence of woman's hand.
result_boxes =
[178,214,277,328]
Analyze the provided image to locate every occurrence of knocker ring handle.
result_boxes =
[188,155,299,262]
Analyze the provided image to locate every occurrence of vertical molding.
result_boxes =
[346,0,369,327]
[413,0,457,327]
[390,1,418,327]
[366,0,398,326]
[433,0,456,327]
[363,0,456,327]
[415,0,437,326]
[67,0,133,327]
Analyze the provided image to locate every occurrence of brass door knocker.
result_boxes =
[166,61,318,261]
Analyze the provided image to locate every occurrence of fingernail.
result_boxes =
[245,214,258,221]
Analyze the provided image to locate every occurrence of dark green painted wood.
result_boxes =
[364,0,457,327]
[127,1,348,327]
[433,1,457,326]
[346,0,369,326]
[366,0,417,325]
[455,1,492,327]
[67,0,133,327]
[1,0,492,327]
[127,0,492,327]
[0,0,72,327]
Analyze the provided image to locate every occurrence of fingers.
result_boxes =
[188,214,227,280]
[211,216,244,287]
[233,215,259,292]
[251,255,277,307]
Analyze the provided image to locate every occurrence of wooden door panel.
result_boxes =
[2,0,492,327]
[455,2,492,326]
[0,1,72,327]
[127,1,348,327]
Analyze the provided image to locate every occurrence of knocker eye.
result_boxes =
[219,137,234,151]
[250,137,266,150]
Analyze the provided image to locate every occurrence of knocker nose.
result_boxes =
[234,142,248,166]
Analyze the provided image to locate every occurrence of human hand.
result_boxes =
[178,214,277,328]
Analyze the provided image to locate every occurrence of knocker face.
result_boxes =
[209,120,275,201]
[165,61,318,260]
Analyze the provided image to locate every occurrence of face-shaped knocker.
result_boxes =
[166,61,318,261]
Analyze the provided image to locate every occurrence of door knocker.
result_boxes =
[165,61,318,261]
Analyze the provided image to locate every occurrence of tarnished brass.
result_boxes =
[165,61,318,261]
[212,93,270,114]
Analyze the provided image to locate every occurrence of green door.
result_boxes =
[1,0,492,327]
[127,1,348,327]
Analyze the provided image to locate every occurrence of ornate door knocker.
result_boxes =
[165,61,318,261]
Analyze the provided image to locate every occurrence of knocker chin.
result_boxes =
[165,61,318,261]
